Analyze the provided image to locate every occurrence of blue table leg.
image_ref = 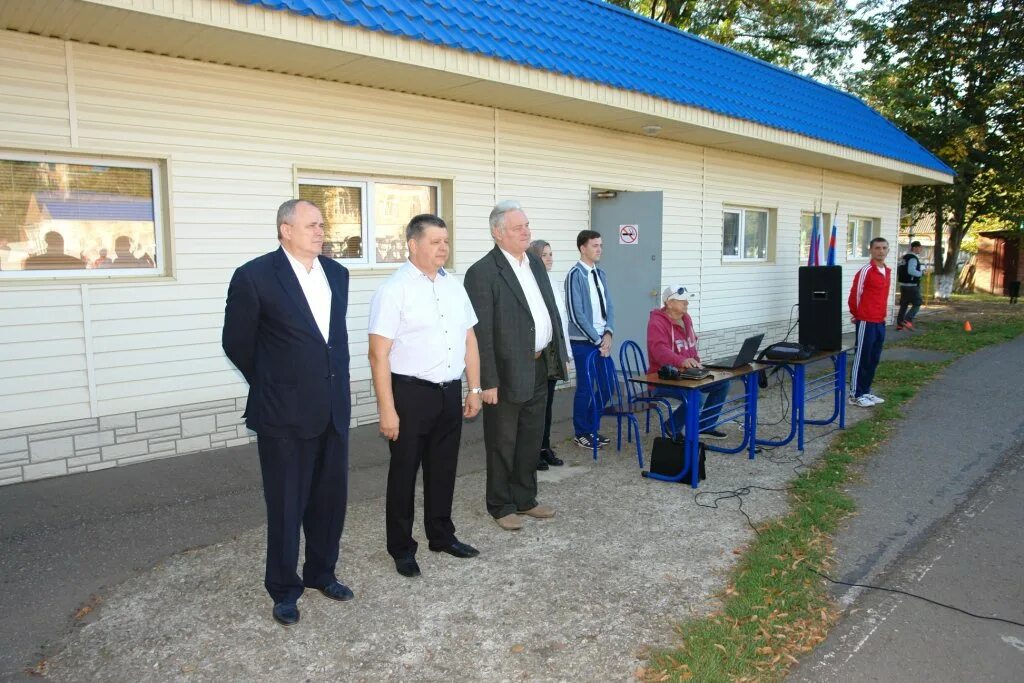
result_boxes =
[796,363,806,451]
[746,374,758,459]
[838,351,847,429]
[685,387,701,487]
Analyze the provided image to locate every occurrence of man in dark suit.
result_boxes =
[464,200,569,531]
[222,199,353,627]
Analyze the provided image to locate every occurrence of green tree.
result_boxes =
[854,0,1024,296]
[606,0,854,78]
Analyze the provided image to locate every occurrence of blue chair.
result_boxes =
[619,340,674,438]
[583,349,644,468]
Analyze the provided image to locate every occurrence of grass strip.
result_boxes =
[642,308,1023,682]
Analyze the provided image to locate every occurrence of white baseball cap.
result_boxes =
[662,285,693,304]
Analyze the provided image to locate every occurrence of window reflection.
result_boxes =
[0,159,158,274]
[297,179,438,266]
[374,184,436,264]
[300,184,362,260]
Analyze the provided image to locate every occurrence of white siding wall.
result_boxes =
[0,33,92,430]
[498,112,705,321]
[0,31,901,482]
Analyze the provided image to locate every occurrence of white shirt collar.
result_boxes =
[283,246,322,275]
[499,247,529,267]
[402,259,448,281]
[577,259,596,272]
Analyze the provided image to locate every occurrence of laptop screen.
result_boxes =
[734,333,765,365]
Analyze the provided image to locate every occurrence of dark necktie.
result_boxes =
[592,269,607,320]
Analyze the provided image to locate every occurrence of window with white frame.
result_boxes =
[847,216,880,259]
[0,153,164,278]
[298,174,441,267]
[799,212,832,261]
[723,207,769,260]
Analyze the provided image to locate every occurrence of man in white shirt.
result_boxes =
[223,199,353,628]
[464,201,569,531]
[368,214,483,578]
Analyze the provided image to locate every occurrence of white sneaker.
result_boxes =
[864,393,885,404]
[849,395,875,408]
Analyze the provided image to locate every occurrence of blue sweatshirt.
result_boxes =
[564,261,615,344]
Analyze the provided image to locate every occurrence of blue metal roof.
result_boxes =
[34,191,155,221]
[236,0,953,176]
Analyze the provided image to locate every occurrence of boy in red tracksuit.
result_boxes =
[848,237,892,407]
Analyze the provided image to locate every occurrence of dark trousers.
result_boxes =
[897,285,922,324]
[541,378,557,451]
[851,321,885,397]
[386,377,463,560]
[483,357,547,518]
[257,426,348,604]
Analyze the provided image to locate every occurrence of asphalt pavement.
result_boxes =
[791,334,1024,681]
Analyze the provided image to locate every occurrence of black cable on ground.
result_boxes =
[693,342,1024,628]
[693,473,1024,630]
[804,567,1024,629]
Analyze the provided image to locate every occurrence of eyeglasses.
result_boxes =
[672,287,687,296]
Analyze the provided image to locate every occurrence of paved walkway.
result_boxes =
[791,334,1024,681]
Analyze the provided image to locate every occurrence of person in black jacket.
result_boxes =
[897,240,924,330]
[222,199,353,627]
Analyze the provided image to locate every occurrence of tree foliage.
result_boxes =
[852,0,1024,286]
[605,0,854,78]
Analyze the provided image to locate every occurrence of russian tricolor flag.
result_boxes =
[826,219,838,266]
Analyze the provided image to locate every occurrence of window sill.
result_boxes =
[0,273,175,286]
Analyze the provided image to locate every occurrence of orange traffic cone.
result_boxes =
[964,320,973,332]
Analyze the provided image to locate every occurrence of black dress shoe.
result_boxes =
[318,581,354,602]
[272,602,300,627]
[536,456,549,471]
[395,556,421,578]
[540,448,564,466]
[430,540,480,558]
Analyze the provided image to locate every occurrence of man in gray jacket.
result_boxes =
[464,201,569,531]
[564,230,615,449]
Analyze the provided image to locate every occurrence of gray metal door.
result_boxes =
[590,190,663,361]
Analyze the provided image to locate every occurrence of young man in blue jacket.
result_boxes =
[564,230,614,449]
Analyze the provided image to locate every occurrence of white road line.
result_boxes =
[1000,635,1024,654]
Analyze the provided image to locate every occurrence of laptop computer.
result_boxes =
[703,333,765,369]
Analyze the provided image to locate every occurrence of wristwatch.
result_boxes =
[470,387,483,394]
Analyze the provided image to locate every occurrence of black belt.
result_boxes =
[391,373,460,390]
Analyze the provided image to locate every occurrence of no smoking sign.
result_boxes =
[618,224,639,245]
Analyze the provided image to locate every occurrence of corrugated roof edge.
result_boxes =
[583,0,954,177]
[233,0,954,178]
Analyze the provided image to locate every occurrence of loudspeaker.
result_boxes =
[799,266,842,350]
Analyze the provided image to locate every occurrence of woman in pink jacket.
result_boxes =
[646,285,731,439]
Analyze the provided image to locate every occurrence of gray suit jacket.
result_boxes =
[464,246,569,404]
